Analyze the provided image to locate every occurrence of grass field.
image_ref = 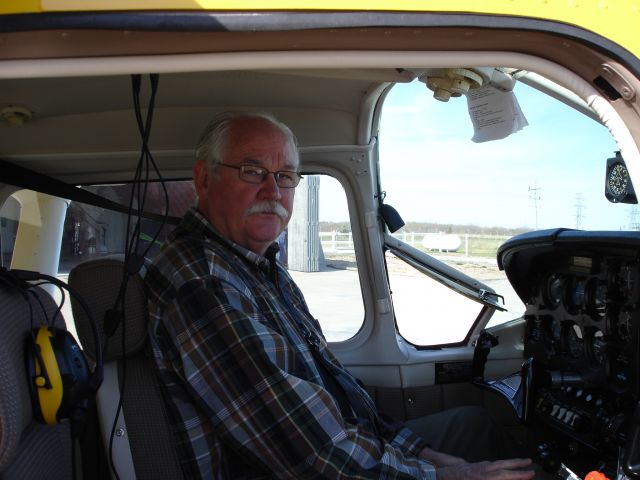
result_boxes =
[443,235,508,259]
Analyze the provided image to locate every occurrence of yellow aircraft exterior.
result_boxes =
[4,1,640,59]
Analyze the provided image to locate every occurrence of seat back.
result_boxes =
[68,257,182,480]
[0,282,73,480]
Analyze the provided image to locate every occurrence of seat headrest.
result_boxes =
[0,285,63,470]
[68,257,148,362]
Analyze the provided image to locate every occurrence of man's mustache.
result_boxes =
[245,201,289,219]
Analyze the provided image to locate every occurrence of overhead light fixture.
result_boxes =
[418,67,516,102]
[1,105,32,126]
[419,68,484,102]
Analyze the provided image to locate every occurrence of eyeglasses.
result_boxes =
[218,163,302,188]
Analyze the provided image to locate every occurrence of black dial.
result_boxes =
[566,323,584,358]
[588,330,607,366]
[616,311,633,342]
[586,278,607,319]
[608,163,629,197]
[544,274,564,309]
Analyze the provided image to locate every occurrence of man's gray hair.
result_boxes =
[195,111,299,169]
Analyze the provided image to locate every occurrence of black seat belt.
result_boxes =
[265,245,378,432]
[0,157,180,226]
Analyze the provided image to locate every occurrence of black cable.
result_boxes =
[133,73,167,261]
[26,288,45,326]
[26,287,54,381]
[105,73,168,480]
[107,288,129,480]
[70,421,79,480]
[110,73,165,328]
[107,395,124,480]
[33,279,66,326]
[134,73,168,261]
[123,73,167,268]
[0,219,4,268]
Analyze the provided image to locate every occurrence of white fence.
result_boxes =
[319,231,357,253]
[319,231,511,257]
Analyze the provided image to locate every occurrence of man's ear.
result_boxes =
[193,160,209,199]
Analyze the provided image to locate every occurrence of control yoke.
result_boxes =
[472,330,534,423]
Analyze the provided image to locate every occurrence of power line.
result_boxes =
[528,184,541,230]
[574,193,585,229]
[629,205,640,231]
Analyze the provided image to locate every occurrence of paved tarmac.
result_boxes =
[290,265,524,343]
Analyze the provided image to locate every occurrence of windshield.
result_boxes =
[379,77,622,345]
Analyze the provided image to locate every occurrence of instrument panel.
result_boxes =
[497,229,640,477]
[528,256,638,392]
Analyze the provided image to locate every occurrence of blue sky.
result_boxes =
[321,78,633,232]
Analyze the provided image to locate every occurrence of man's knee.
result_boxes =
[405,405,508,461]
[443,405,494,432]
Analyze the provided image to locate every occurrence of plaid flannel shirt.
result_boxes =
[146,207,436,479]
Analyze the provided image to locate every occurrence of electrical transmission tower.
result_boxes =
[629,205,640,231]
[528,184,541,229]
[574,193,585,229]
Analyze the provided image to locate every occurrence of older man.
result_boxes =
[146,112,534,479]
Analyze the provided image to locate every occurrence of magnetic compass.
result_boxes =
[608,163,629,198]
[605,152,637,203]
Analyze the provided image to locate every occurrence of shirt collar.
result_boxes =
[180,206,275,271]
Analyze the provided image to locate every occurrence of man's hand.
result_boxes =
[435,458,535,480]
[418,446,466,467]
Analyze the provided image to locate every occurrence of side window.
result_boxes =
[380,79,619,347]
[385,250,483,345]
[287,174,364,342]
[59,181,194,274]
[54,177,364,343]
[55,182,194,333]
[0,195,19,267]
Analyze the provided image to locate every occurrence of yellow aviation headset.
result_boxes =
[2,267,103,424]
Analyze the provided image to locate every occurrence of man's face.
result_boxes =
[193,117,298,256]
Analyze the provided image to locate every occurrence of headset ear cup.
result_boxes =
[26,331,44,423]
[12,270,102,425]
[53,329,92,421]
[27,327,92,424]
[27,327,63,424]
